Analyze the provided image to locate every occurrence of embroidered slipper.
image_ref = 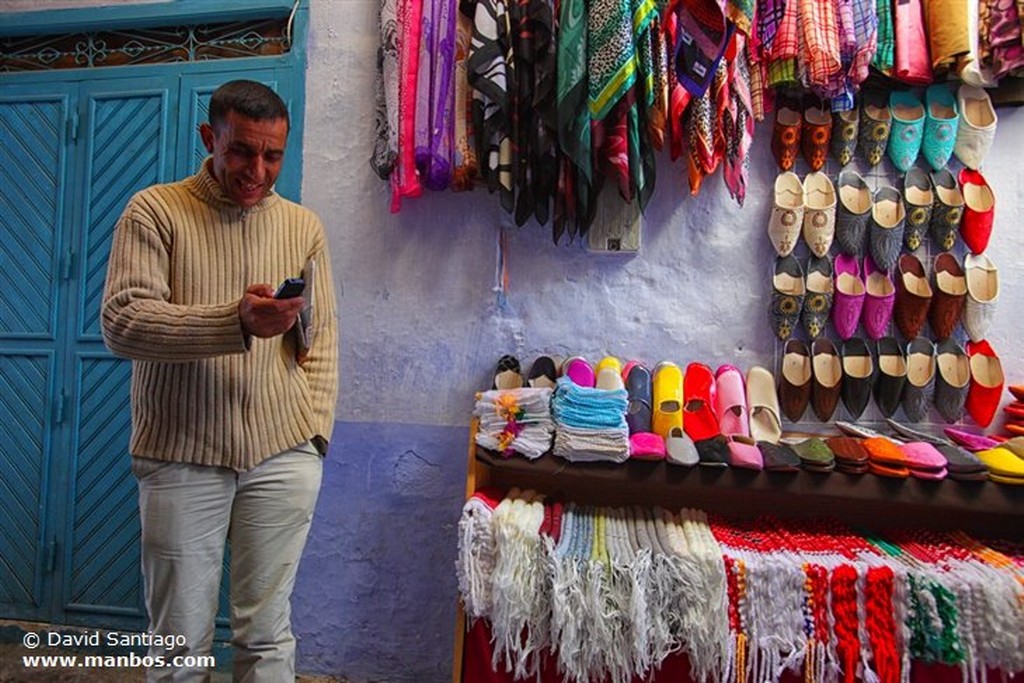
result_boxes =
[801,95,832,171]
[902,337,936,423]
[928,169,964,252]
[963,253,999,343]
[887,90,925,172]
[771,254,805,340]
[810,337,842,422]
[771,97,803,171]
[769,171,805,256]
[779,338,812,423]
[959,168,995,255]
[832,253,865,341]
[652,361,684,440]
[494,355,524,390]
[831,107,859,167]
[802,171,837,258]
[835,170,872,256]
[684,362,720,442]
[714,365,749,437]
[802,254,834,339]
[869,185,905,272]
[840,337,874,421]
[922,84,959,171]
[858,90,892,167]
[929,253,966,342]
[624,362,653,434]
[901,168,933,252]
[934,339,969,424]
[862,253,895,341]
[747,366,783,444]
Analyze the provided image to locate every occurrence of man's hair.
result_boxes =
[208,80,290,131]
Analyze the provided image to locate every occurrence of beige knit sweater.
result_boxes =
[102,160,338,471]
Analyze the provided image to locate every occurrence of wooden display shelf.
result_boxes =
[471,446,1023,538]
[453,422,1023,683]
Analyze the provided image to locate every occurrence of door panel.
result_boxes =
[0,94,67,339]
[77,84,172,340]
[0,351,55,618]
[64,355,140,619]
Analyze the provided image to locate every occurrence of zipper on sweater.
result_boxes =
[239,206,254,433]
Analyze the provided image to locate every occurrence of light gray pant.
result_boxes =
[133,444,322,683]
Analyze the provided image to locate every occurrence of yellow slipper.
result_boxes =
[975,446,1024,478]
[652,361,684,439]
[595,356,625,390]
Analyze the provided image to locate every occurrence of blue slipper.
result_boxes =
[887,90,925,172]
[922,84,958,171]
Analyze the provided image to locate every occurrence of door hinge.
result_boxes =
[66,109,79,142]
[54,389,67,425]
[61,248,75,281]
[45,539,58,573]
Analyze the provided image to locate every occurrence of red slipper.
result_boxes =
[1009,385,1024,401]
[1006,424,1024,437]
[959,168,995,254]
[966,340,1004,428]
[683,362,721,442]
[1004,403,1024,420]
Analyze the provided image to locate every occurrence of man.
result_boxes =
[102,80,338,681]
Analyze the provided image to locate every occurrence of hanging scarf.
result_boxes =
[468,0,515,211]
[685,84,714,195]
[800,0,841,89]
[588,0,637,120]
[555,0,592,242]
[372,0,400,180]
[391,0,425,211]
[452,7,480,191]
[413,0,458,190]
[893,0,933,84]
[872,0,895,73]
[723,35,753,206]
[768,0,800,87]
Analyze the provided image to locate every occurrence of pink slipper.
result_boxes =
[899,442,948,470]
[629,432,667,460]
[832,253,865,340]
[714,365,749,437]
[562,356,595,387]
[944,427,1001,452]
[727,435,764,470]
[862,253,896,340]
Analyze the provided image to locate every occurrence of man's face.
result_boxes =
[200,109,288,209]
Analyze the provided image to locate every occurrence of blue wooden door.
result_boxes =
[56,77,177,627]
[0,84,73,622]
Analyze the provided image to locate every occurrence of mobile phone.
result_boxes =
[274,277,305,299]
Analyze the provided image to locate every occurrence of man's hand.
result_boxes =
[239,284,304,338]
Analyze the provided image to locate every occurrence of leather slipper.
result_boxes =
[899,442,947,471]
[714,365,749,437]
[862,436,907,467]
[652,361,684,440]
[1009,385,1024,401]
[909,466,947,481]
[684,362,721,441]
[562,356,595,388]
[695,435,730,468]
[624,362,653,434]
[747,366,783,444]
[868,460,910,478]
[526,356,558,389]
[629,432,667,461]
[758,441,802,472]
[727,435,764,470]
[944,427,1001,452]
[665,429,699,466]
[974,446,1024,477]
[596,356,625,390]
[494,355,524,390]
